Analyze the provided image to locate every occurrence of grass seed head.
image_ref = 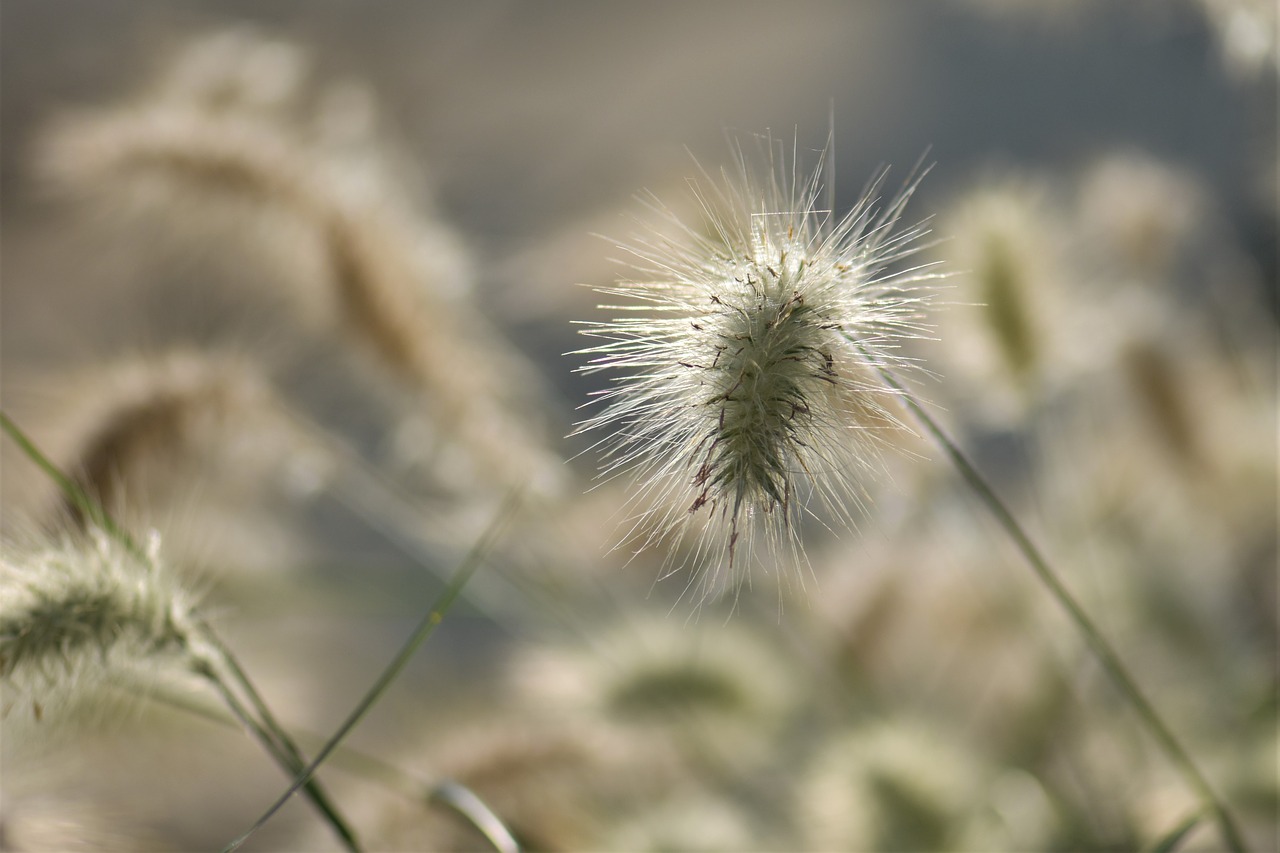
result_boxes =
[0,529,203,719]
[574,136,936,594]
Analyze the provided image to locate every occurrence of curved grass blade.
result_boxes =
[429,780,521,853]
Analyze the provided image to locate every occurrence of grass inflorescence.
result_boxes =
[575,138,939,593]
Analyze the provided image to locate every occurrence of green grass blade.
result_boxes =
[851,350,1248,853]
[1,411,144,559]
[222,492,522,853]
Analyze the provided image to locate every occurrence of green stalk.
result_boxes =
[125,677,518,852]
[1,411,141,556]
[222,492,521,853]
[195,623,332,777]
[190,655,359,850]
[860,356,1247,853]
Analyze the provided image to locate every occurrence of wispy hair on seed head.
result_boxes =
[0,528,204,719]
[573,132,940,600]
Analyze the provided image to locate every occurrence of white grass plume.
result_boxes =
[574,136,938,595]
[0,529,206,718]
[0,519,362,848]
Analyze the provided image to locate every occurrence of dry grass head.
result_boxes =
[598,788,761,852]
[0,528,204,725]
[1075,153,1213,285]
[37,26,565,501]
[1195,0,1278,78]
[60,353,276,524]
[0,350,334,583]
[148,26,311,118]
[513,611,798,751]
[930,176,1076,421]
[22,351,299,535]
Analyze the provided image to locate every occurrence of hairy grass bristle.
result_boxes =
[0,529,204,716]
[574,137,938,593]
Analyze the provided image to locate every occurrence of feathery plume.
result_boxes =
[574,136,936,590]
[0,529,206,716]
[0,519,361,849]
[38,29,564,498]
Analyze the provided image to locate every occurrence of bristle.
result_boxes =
[573,136,936,593]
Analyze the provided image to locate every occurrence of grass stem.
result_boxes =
[861,356,1248,853]
[222,491,522,852]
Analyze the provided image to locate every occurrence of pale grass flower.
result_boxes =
[574,137,937,593]
[0,528,206,718]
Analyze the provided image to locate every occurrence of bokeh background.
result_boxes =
[1,2,1275,851]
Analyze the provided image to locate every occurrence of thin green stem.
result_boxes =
[198,623,313,762]
[1143,807,1206,853]
[862,357,1247,853]
[124,675,520,852]
[198,625,364,848]
[1,411,144,558]
[192,655,359,851]
[123,674,425,796]
[222,492,521,853]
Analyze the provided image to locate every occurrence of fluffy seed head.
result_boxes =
[574,137,936,592]
[0,529,203,717]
